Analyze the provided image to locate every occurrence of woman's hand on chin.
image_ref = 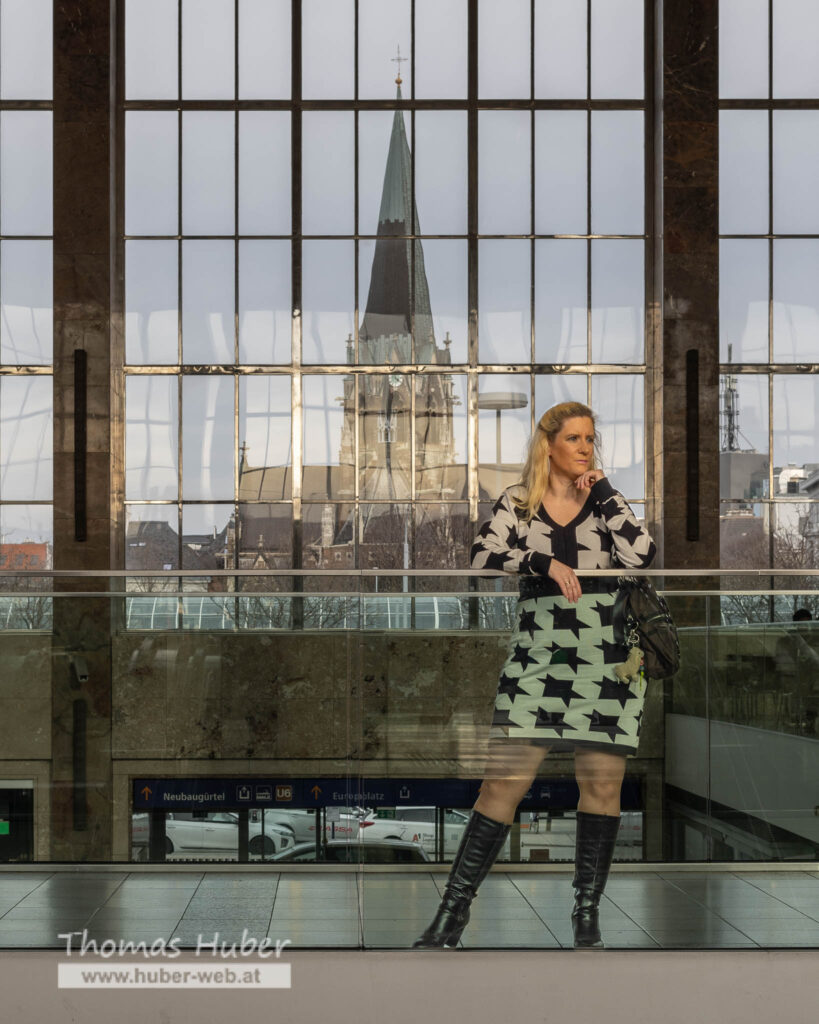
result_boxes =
[574,469,605,490]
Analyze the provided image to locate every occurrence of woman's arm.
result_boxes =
[469,490,552,576]
[588,476,657,569]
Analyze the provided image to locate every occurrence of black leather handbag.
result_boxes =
[613,575,681,680]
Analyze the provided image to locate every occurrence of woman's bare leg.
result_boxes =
[574,747,627,815]
[473,740,551,824]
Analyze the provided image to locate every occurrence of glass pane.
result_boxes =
[479,241,531,363]
[359,375,412,501]
[477,374,530,497]
[773,0,819,98]
[0,112,52,236]
[591,374,644,500]
[359,503,412,570]
[303,112,354,235]
[591,111,644,236]
[182,0,234,100]
[479,111,530,234]
[236,503,292,574]
[773,111,819,235]
[238,240,291,364]
[126,504,179,570]
[0,241,52,365]
[720,111,769,235]
[414,503,472,573]
[181,504,234,568]
[719,374,768,501]
[534,0,586,99]
[302,375,354,500]
[591,0,643,99]
[358,111,397,237]
[182,112,234,236]
[239,375,292,500]
[239,112,290,235]
[125,240,178,365]
[422,240,468,364]
[125,112,178,236]
[720,239,768,363]
[535,111,586,235]
[302,0,354,99]
[0,0,52,100]
[478,0,530,99]
[415,112,467,235]
[302,502,355,578]
[182,376,235,500]
[239,0,290,99]
[535,240,587,364]
[182,241,235,364]
[125,375,178,500]
[0,376,52,500]
[302,241,354,364]
[534,374,587,417]
[358,0,411,100]
[719,0,768,100]
[125,0,177,100]
[415,0,467,99]
[590,240,644,364]
[773,241,819,363]
[415,373,467,500]
[0,504,52,564]
[773,375,819,475]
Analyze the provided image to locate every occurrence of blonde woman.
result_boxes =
[413,402,656,949]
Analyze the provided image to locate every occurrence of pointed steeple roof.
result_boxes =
[359,84,437,363]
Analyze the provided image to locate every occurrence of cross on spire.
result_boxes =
[392,44,407,85]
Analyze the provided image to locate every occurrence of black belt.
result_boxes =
[518,575,619,600]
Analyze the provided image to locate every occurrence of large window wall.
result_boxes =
[121,0,650,626]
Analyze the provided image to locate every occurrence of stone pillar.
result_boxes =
[51,1,113,859]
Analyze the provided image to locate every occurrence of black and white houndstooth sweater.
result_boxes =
[470,477,656,595]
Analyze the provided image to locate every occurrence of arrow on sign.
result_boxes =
[141,786,152,800]
[311,785,321,799]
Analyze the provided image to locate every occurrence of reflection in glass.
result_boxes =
[0,502,52,630]
[358,111,396,236]
[236,503,291,568]
[182,376,234,501]
[718,373,768,502]
[182,241,235,364]
[415,374,467,500]
[182,0,234,100]
[774,112,819,234]
[0,112,52,236]
[719,0,768,100]
[773,241,819,363]
[238,241,291,365]
[479,241,531,364]
[0,241,52,365]
[0,376,52,500]
[422,240,467,364]
[534,374,587,419]
[182,112,234,236]
[719,240,768,363]
[591,374,644,500]
[302,0,354,99]
[125,376,178,500]
[479,111,530,234]
[535,112,586,235]
[773,0,819,99]
[302,502,355,571]
[126,504,179,570]
[302,375,353,500]
[302,241,354,364]
[478,0,529,99]
[773,375,819,475]
[477,374,530,498]
[182,503,234,569]
[534,0,586,99]
[415,0,467,99]
[303,112,354,235]
[591,0,643,100]
[358,0,411,99]
[535,240,587,364]
[415,112,468,235]
[125,240,178,365]
[720,111,768,236]
[359,503,412,571]
[359,375,411,501]
[590,240,643,364]
[239,375,292,500]
[238,0,291,100]
[591,112,644,236]
[125,112,178,236]
[415,503,472,575]
[125,0,177,100]
[239,112,290,235]
[1,0,52,100]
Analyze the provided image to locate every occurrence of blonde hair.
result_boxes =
[511,402,599,523]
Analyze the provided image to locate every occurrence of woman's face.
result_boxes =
[546,416,595,479]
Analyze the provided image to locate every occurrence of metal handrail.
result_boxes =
[0,569,818,578]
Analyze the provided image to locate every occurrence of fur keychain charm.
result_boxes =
[614,645,644,685]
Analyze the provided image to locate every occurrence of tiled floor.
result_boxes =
[0,869,817,949]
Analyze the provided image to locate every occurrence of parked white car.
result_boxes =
[131,811,294,858]
[363,807,514,858]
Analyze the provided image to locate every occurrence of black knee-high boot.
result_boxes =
[412,809,511,949]
[571,810,621,949]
